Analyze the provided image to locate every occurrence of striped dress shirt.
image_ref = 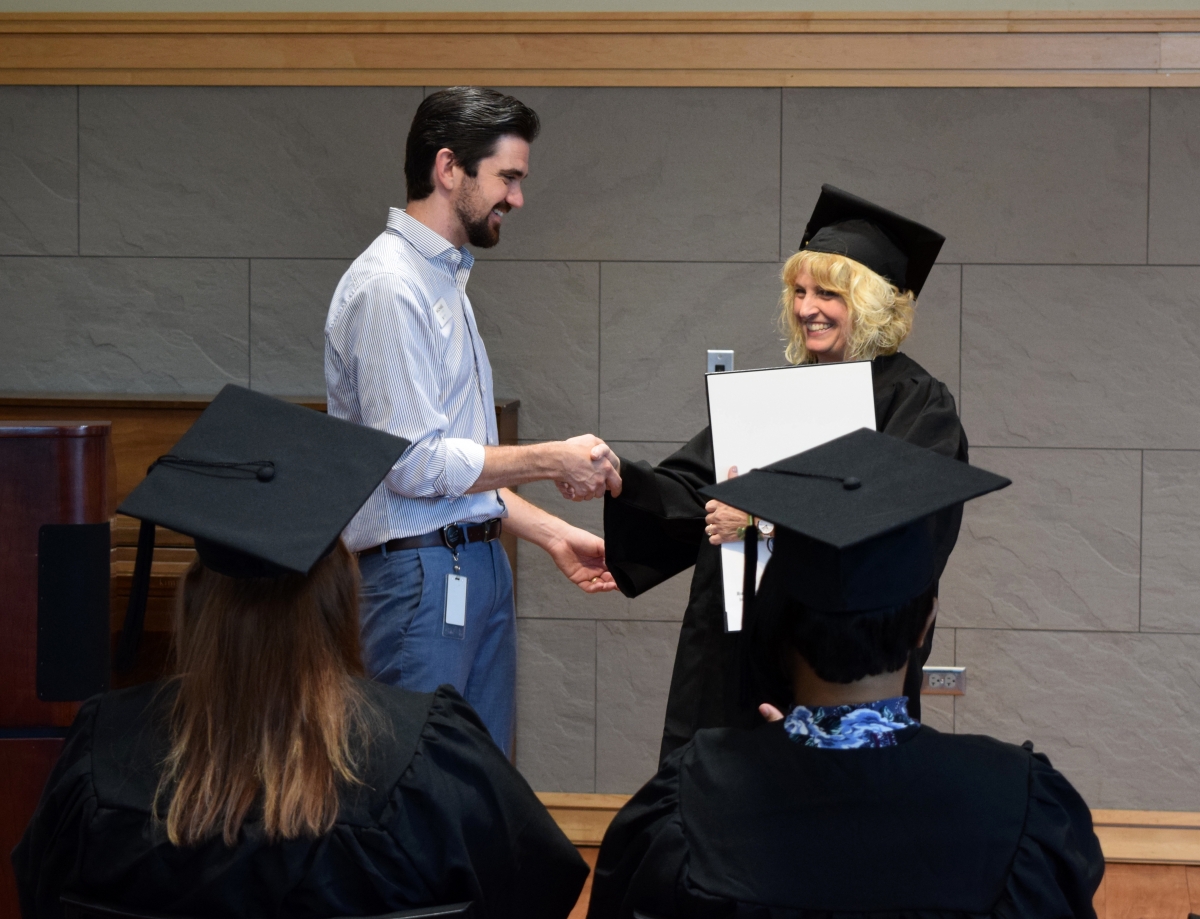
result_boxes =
[325,208,505,552]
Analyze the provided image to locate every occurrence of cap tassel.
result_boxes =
[736,521,764,711]
[742,522,759,625]
[114,519,155,673]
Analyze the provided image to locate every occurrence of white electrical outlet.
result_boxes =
[922,666,966,696]
[707,350,734,374]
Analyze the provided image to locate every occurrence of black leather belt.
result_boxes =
[357,518,503,558]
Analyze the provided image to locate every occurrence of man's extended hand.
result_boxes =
[554,435,622,501]
[545,525,619,593]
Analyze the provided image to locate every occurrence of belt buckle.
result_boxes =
[440,524,466,550]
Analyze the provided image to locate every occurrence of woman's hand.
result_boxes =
[759,704,785,723]
[704,466,747,545]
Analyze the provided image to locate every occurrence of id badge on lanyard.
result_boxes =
[444,538,467,640]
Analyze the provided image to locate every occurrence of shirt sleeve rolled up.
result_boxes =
[342,274,486,500]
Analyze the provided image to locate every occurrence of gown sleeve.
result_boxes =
[876,369,969,580]
[603,428,716,598]
[992,751,1105,919]
[387,687,589,919]
[587,748,688,919]
[12,696,103,919]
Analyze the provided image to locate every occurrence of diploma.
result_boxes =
[706,361,877,631]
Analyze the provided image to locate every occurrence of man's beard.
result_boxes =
[455,184,502,249]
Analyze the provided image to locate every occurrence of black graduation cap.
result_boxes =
[700,428,1009,615]
[113,384,410,670]
[799,184,946,297]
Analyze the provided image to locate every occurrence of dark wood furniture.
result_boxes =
[0,393,520,686]
[0,420,111,918]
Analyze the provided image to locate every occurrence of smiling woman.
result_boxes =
[782,250,916,366]
[602,184,971,762]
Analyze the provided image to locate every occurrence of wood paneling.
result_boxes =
[1,12,1199,87]
[0,738,65,917]
[569,846,599,919]
[1098,863,1200,917]
[1094,810,1200,865]
[0,394,323,510]
[536,792,635,847]
[0,394,522,684]
[0,423,110,728]
[0,393,519,508]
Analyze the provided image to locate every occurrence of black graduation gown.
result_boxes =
[587,723,1104,919]
[604,353,967,761]
[12,680,588,919]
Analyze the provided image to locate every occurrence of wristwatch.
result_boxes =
[736,515,776,540]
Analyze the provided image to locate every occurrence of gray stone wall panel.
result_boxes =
[250,258,349,396]
[469,260,600,441]
[956,629,1200,811]
[599,261,786,442]
[1148,89,1200,264]
[0,256,247,392]
[596,620,678,793]
[901,263,961,405]
[1142,451,1200,633]
[516,479,631,620]
[80,87,418,258]
[515,618,596,793]
[481,87,781,263]
[962,266,1200,448]
[941,447,1141,632]
[781,88,1148,265]
[0,87,78,256]
[922,626,956,734]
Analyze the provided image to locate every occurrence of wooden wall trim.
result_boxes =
[539,793,1200,863]
[2,12,1199,87]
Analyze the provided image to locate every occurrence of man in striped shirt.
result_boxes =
[326,87,622,756]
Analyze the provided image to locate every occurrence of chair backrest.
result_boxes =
[61,894,474,919]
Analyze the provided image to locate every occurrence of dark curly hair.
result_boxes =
[788,586,935,684]
[404,87,540,202]
[744,569,935,709]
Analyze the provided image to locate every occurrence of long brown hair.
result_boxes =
[155,541,368,846]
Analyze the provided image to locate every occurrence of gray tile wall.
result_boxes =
[4,85,1199,810]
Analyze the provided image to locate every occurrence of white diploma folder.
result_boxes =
[706,361,877,631]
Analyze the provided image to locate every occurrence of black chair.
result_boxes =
[61,894,474,919]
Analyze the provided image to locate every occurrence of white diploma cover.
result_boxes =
[705,361,877,631]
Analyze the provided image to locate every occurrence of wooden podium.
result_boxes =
[0,421,111,918]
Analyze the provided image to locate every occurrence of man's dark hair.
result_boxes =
[788,586,935,684]
[744,577,935,709]
[404,87,540,202]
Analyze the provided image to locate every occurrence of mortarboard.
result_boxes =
[700,428,1009,615]
[799,185,945,297]
[114,384,410,670]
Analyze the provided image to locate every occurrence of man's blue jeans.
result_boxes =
[357,539,516,754]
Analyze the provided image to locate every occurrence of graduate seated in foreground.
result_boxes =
[14,386,588,919]
[587,429,1104,919]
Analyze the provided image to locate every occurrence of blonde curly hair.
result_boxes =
[779,249,915,365]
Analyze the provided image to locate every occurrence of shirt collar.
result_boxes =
[386,207,474,272]
[783,696,917,749]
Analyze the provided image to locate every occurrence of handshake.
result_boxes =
[552,434,622,501]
